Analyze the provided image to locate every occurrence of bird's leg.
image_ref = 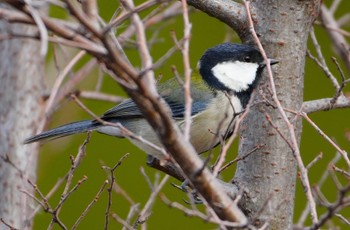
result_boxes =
[147,156,239,204]
[146,155,203,203]
[146,155,185,181]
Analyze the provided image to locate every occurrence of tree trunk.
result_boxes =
[0,4,46,229]
[234,1,320,229]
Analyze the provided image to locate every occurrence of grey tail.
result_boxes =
[24,120,99,144]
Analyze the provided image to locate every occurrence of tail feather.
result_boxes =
[24,120,98,144]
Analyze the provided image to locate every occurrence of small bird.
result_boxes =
[25,43,278,159]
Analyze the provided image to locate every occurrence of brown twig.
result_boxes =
[330,56,347,107]
[79,91,125,103]
[332,164,350,179]
[300,112,350,167]
[309,30,340,90]
[309,184,350,230]
[72,180,108,230]
[1,218,19,230]
[218,144,265,175]
[121,0,156,89]
[134,175,170,228]
[122,204,140,230]
[23,0,48,56]
[111,213,135,230]
[296,153,341,226]
[103,153,130,229]
[180,0,193,141]
[103,0,169,34]
[45,50,87,116]
[321,4,350,72]
[306,152,323,170]
[160,194,246,228]
[52,134,91,227]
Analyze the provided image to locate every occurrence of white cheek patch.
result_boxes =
[211,61,259,92]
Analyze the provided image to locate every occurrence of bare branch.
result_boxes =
[78,91,125,103]
[302,95,350,114]
[187,0,247,40]
[45,50,87,116]
[180,0,192,141]
[72,180,108,230]
[301,112,350,167]
[134,175,170,228]
[23,0,48,56]
[321,4,350,72]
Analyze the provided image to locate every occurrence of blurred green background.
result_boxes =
[34,1,350,229]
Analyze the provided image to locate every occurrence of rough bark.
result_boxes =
[232,1,320,229]
[0,4,46,229]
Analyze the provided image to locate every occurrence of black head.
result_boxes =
[198,43,268,93]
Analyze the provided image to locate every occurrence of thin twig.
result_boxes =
[1,218,19,230]
[72,180,108,230]
[160,194,246,228]
[297,153,341,226]
[79,91,125,103]
[111,213,135,230]
[180,0,193,141]
[23,0,48,56]
[122,204,140,230]
[45,50,86,116]
[103,153,130,229]
[218,144,265,174]
[309,29,340,90]
[134,175,170,228]
[306,152,323,170]
[330,56,347,107]
[103,0,168,33]
[122,0,156,90]
[335,214,350,225]
[301,112,350,167]
[332,164,350,179]
[54,134,91,220]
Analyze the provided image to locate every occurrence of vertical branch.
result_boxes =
[0,2,46,229]
[121,0,156,94]
[180,0,192,141]
[23,0,48,56]
[81,0,98,26]
[44,50,86,116]
[243,0,319,224]
[321,4,350,72]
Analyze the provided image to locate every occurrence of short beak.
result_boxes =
[269,59,279,65]
[259,58,279,67]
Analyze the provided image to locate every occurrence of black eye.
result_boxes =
[244,56,251,62]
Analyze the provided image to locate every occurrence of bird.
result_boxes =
[24,43,278,160]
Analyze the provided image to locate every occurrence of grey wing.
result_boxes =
[102,99,143,119]
[101,90,213,120]
[163,98,210,119]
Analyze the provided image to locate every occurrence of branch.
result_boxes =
[321,4,350,72]
[302,95,350,114]
[186,0,248,40]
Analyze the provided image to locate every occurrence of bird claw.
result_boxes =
[172,180,203,204]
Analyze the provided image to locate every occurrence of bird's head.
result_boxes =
[198,43,278,93]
